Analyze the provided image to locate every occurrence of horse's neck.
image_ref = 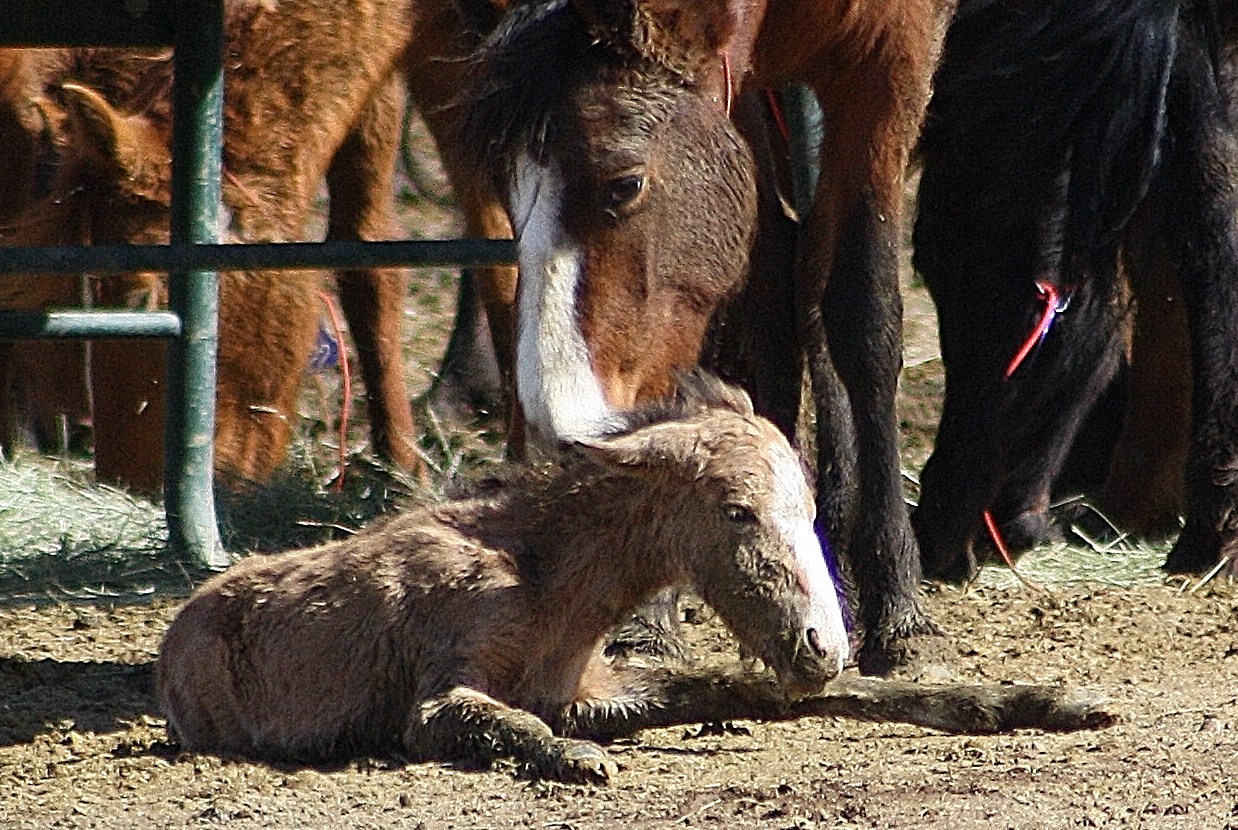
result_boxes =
[505,469,689,633]
[567,470,683,579]
[492,471,691,713]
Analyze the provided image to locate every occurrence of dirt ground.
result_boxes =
[1,583,1235,829]
[2,109,1237,828]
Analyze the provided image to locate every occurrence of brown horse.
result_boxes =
[157,374,1111,781]
[0,0,520,493]
[458,0,955,675]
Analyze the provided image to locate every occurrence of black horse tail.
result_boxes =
[915,0,1222,288]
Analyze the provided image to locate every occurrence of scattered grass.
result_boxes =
[0,398,507,605]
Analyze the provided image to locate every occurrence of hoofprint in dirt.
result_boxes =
[0,580,1233,830]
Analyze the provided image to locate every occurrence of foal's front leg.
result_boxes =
[404,687,616,783]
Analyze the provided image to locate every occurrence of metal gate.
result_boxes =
[0,1,514,568]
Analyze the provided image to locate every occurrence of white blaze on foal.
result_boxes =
[766,432,850,674]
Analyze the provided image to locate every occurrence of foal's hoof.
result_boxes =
[604,611,689,662]
[537,739,616,784]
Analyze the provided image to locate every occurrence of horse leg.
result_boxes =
[7,340,92,455]
[704,89,802,438]
[427,146,521,456]
[1095,217,1190,539]
[1158,32,1238,575]
[0,342,17,457]
[405,686,615,783]
[326,72,422,474]
[424,269,505,424]
[409,33,518,437]
[416,116,518,433]
[801,52,945,676]
[90,339,167,494]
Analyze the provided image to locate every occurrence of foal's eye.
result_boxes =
[603,173,646,215]
[723,503,759,524]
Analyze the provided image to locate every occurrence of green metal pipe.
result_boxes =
[165,0,226,569]
[0,310,181,339]
[0,238,516,276]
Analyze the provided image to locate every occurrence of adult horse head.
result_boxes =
[462,0,758,447]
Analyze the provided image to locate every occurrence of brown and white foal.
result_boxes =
[157,374,849,781]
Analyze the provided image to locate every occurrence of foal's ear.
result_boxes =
[572,0,740,79]
[675,369,755,418]
[568,425,703,481]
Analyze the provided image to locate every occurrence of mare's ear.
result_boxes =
[568,424,704,482]
[58,82,168,199]
[572,0,740,79]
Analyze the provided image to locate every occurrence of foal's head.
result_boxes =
[577,374,849,694]
[462,0,759,447]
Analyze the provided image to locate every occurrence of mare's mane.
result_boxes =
[460,1,596,173]
[917,0,1195,281]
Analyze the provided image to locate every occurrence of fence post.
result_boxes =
[166,0,226,568]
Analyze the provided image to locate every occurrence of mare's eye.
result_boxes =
[603,172,646,215]
[723,503,758,524]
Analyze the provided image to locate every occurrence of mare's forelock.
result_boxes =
[458,0,690,187]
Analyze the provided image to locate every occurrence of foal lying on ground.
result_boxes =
[158,375,1114,783]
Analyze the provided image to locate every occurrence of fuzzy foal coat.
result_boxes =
[157,386,850,778]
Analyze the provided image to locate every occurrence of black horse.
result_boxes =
[913,0,1238,580]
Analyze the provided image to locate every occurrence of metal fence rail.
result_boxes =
[0,1,515,568]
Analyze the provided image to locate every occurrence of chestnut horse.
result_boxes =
[912,0,1238,580]
[158,373,1112,781]
[458,0,956,674]
[0,0,519,493]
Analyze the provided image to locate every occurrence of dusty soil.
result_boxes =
[2,106,1237,830]
[1,584,1235,829]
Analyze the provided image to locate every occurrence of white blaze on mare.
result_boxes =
[509,154,616,445]
[765,434,851,673]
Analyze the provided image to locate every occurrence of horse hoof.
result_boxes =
[546,739,616,784]
[1163,525,1232,576]
[857,615,953,681]
[603,606,689,663]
